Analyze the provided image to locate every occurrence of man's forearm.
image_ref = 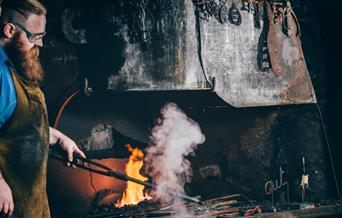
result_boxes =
[48,127,86,162]
[49,126,64,145]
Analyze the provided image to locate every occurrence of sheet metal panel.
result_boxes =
[107,0,316,107]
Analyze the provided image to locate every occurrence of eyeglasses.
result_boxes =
[12,22,46,43]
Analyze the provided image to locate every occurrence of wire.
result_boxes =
[89,171,97,193]
[315,103,342,200]
[53,89,80,128]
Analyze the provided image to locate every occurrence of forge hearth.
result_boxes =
[47,92,341,217]
[69,194,342,218]
[85,194,251,218]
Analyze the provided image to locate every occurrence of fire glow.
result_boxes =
[115,144,152,207]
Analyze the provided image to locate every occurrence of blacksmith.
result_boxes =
[0,0,85,217]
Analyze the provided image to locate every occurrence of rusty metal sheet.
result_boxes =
[107,0,316,107]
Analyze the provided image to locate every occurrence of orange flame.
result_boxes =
[115,144,152,207]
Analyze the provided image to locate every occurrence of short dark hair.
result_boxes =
[0,0,46,24]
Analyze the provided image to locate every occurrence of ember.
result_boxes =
[115,144,152,207]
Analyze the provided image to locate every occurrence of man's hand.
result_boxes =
[0,177,14,216]
[58,134,86,167]
[49,127,86,167]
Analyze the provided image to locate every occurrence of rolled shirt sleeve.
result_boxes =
[0,64,17,128]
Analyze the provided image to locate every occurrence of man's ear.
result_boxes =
[3,23,16,39]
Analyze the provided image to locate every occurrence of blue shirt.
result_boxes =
[0,46,17,128]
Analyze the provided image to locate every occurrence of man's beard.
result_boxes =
[5,34,44,82]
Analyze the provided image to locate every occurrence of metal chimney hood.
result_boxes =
[63,0,316,108]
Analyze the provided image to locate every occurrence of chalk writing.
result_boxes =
[265,167,288,196]
[53,54,78,64]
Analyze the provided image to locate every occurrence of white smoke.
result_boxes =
[145,103,205,216]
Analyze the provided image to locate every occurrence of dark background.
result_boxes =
[317,0,342,195]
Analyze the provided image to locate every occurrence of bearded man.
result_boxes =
[0,0,86,217]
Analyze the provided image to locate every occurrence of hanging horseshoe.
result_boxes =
[214,2,224,24]
[219,3,230,24]
[61,8,88,44]
[228,2,242,26]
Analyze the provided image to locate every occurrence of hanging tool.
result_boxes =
[300,156,309,202]
[257,1,271,72]
[228,2,242,26]
[253,1,261,29]
[282,0,301,37]
[219,2,230,24]
[241,0,250,11]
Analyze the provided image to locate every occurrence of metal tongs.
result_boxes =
[49,147,202,205]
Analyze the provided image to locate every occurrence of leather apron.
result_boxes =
[0,65,50,218]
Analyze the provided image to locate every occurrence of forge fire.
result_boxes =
[115,144,152,208]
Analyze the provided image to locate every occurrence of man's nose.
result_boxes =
[34,39,43,47]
